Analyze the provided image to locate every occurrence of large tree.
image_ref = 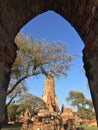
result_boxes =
[7,33,72,98]
[66,91,95,120]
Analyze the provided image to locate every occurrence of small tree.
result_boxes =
[66,91,95,120]
[16,93,47,116]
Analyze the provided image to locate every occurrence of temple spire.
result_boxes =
[42,72,58,112]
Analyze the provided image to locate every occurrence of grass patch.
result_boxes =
[84,126,98,130]
[76,125,98,130]
[2,124,98,130]
[2,123,22,130]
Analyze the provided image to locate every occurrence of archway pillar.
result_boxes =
[0,25,17,126]
[83,51,98,125]
[0,62,11,126]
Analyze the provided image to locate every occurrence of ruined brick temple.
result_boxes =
[0,0,98,127]
[21,74,60,130]
[21,73,76,130]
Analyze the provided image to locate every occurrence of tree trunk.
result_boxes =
[0,62,11,128]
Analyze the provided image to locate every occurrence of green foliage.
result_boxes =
[2,123,21,130]
[84,126,98,130]
[2,125,98,130]
[66,91,95,120]
[66,91,86,108]
[76,125,98,130]
[7,103,19,121]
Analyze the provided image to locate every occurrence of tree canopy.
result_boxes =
[7,33,72,103]
[13,33,72,79]
[66,91,95,120]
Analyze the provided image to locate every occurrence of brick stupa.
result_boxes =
[42,72,59,112]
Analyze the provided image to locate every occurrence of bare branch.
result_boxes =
[7,71,40,95]
[6,96,15,107]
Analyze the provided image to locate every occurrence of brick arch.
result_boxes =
[0,0,98,125]
[0,0,97,67]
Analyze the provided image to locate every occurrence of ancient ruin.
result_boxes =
[21,73,61,130]
[0,0,98,127]
[21,74,76,130]
[61,108,75,124]
[42,73,59,112]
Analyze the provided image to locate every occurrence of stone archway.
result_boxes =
[0,0,98,125]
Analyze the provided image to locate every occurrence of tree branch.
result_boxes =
[7,71,40,95]
[6,97,15,107]
[40,66,48,76]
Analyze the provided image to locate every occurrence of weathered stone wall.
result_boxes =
[21,112,63,130]
[61,108,75,124]
[0,0,98,125]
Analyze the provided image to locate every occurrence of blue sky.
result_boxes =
[20,11,91,109]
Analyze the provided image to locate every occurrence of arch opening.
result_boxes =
[12,11,96,126]
[0,0,98,126]
[17,11,90,108]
